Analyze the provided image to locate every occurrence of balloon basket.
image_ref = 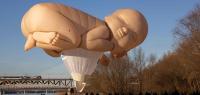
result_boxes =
[75,81,86,92]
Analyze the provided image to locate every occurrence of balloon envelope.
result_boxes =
[61,48,103,82]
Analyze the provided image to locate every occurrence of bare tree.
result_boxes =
[174,4,200,60]
[146,54,157,67]
[173,3,200,92]
[128,47,146,93]
[85,56,136,94]
[142,54,157,92]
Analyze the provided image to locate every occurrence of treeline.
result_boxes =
[84,4,200,94]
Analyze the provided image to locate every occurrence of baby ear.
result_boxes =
[24,34,36,51]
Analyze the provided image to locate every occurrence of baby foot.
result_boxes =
[33,32,75,50]
[50,33,74,49]
[51,33,70,44]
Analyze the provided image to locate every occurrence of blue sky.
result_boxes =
[0,0,199,77]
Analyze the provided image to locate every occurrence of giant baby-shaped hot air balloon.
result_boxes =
[21,3,148,92]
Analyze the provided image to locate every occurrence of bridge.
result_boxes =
[0,78,75,94]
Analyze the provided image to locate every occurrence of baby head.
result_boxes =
[105,9,148,57]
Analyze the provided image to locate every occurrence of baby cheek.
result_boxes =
[118,33,133,48]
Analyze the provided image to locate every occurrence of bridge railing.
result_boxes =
[0,79,74,90]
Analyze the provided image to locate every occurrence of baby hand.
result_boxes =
[117,27,128,38]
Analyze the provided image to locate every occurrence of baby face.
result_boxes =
[105,15,125,40]
[105,15,136,57]
[112,27,136,57]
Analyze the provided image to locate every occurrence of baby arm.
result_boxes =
[80,25,114,51]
